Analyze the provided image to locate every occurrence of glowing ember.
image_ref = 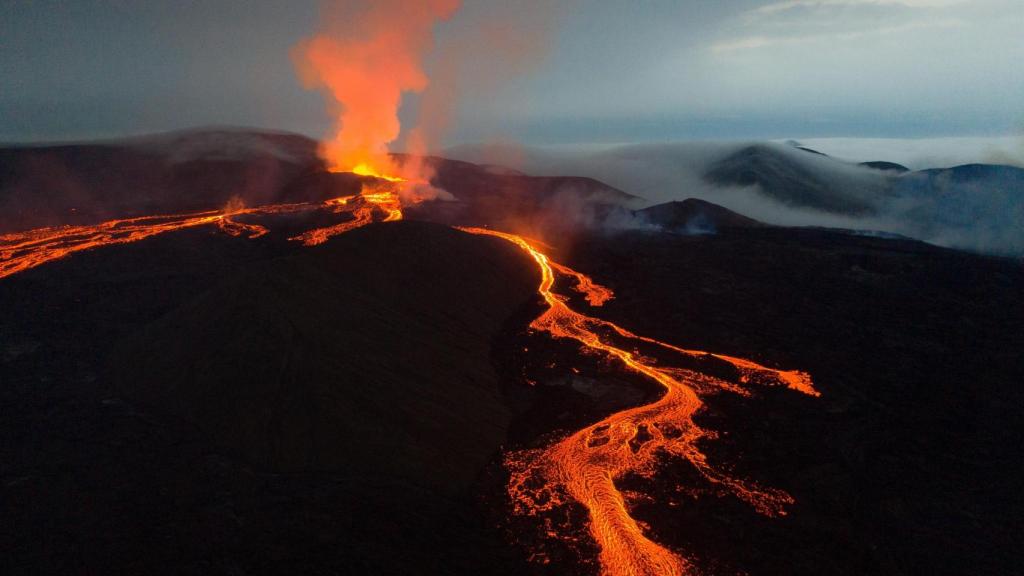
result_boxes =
[458,227,818,576]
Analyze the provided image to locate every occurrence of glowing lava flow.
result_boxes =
[458,227,818,576]
[0,210,227,280]
[289,182,404,246]
[0,185,403,280]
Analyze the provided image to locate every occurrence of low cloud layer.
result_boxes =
[446,138,1024,256]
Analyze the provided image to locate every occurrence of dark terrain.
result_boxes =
[1,220,541,575]
[1,132,1022,575]
[567,227,1023,576]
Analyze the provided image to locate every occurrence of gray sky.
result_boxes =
[2,0,1022,144]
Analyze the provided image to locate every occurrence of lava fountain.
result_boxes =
[293,0,460,179]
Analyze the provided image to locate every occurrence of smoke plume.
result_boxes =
[292,0,460,176]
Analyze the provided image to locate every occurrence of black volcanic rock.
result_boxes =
[567,227,1023,576]
[637,198,766,233]
[114,222,538,483]
[704,144,878,215]
[860,160,910,173]
[0,221,540,575]
[915,162,1024,183]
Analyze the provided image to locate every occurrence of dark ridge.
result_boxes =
[0,128,323,233]
[797,146,828,157]
[638,198,766,232]
[783,140,828,157]
[860,160,910,173]
[704,144,876,215]
[915,162,1024,182]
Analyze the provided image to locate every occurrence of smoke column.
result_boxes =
[292,0,460,176]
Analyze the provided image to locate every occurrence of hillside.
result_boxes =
[0,220,541,575]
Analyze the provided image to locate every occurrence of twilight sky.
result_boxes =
[2,0,1022,144]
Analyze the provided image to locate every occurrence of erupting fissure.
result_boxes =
[458,227,818,576]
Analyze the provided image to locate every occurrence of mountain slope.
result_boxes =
[703,143,888,215]
[0,221,540,575]
[404,155,639,234]
[637,198,766,233]
[860,160,910,173]
[113,221,539,481]
[0,128,323,233]
[887,163,1024,255]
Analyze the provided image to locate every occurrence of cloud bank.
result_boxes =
[446,138,1024,256]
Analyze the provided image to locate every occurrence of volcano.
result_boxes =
[1,129,1021,576]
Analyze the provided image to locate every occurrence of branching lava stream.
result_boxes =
[459,227,818,576]
[0,183,403,279]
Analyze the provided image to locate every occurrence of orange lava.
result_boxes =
[0,210,224,280]
[458,227,818,576]
[288,182,404,246]
[0,183,405,280]
[218,215,269,239]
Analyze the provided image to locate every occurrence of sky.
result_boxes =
[1,0,1022,145]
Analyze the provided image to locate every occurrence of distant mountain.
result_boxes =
[915,162,1024,183]
[637,198,766,233]
[888,163,1024,255]
[702,145,1023,255]
[703,143,886,215]
[0,128,323,233]
[860,161,909,173]
[445,139,1024,255]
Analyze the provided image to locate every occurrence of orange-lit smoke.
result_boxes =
[293,0,460,177]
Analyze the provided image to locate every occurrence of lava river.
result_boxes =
[0,183,403,279]
[459,227,819,576]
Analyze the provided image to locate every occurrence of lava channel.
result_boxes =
[459,226,819,576]
[0,186,404,280]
